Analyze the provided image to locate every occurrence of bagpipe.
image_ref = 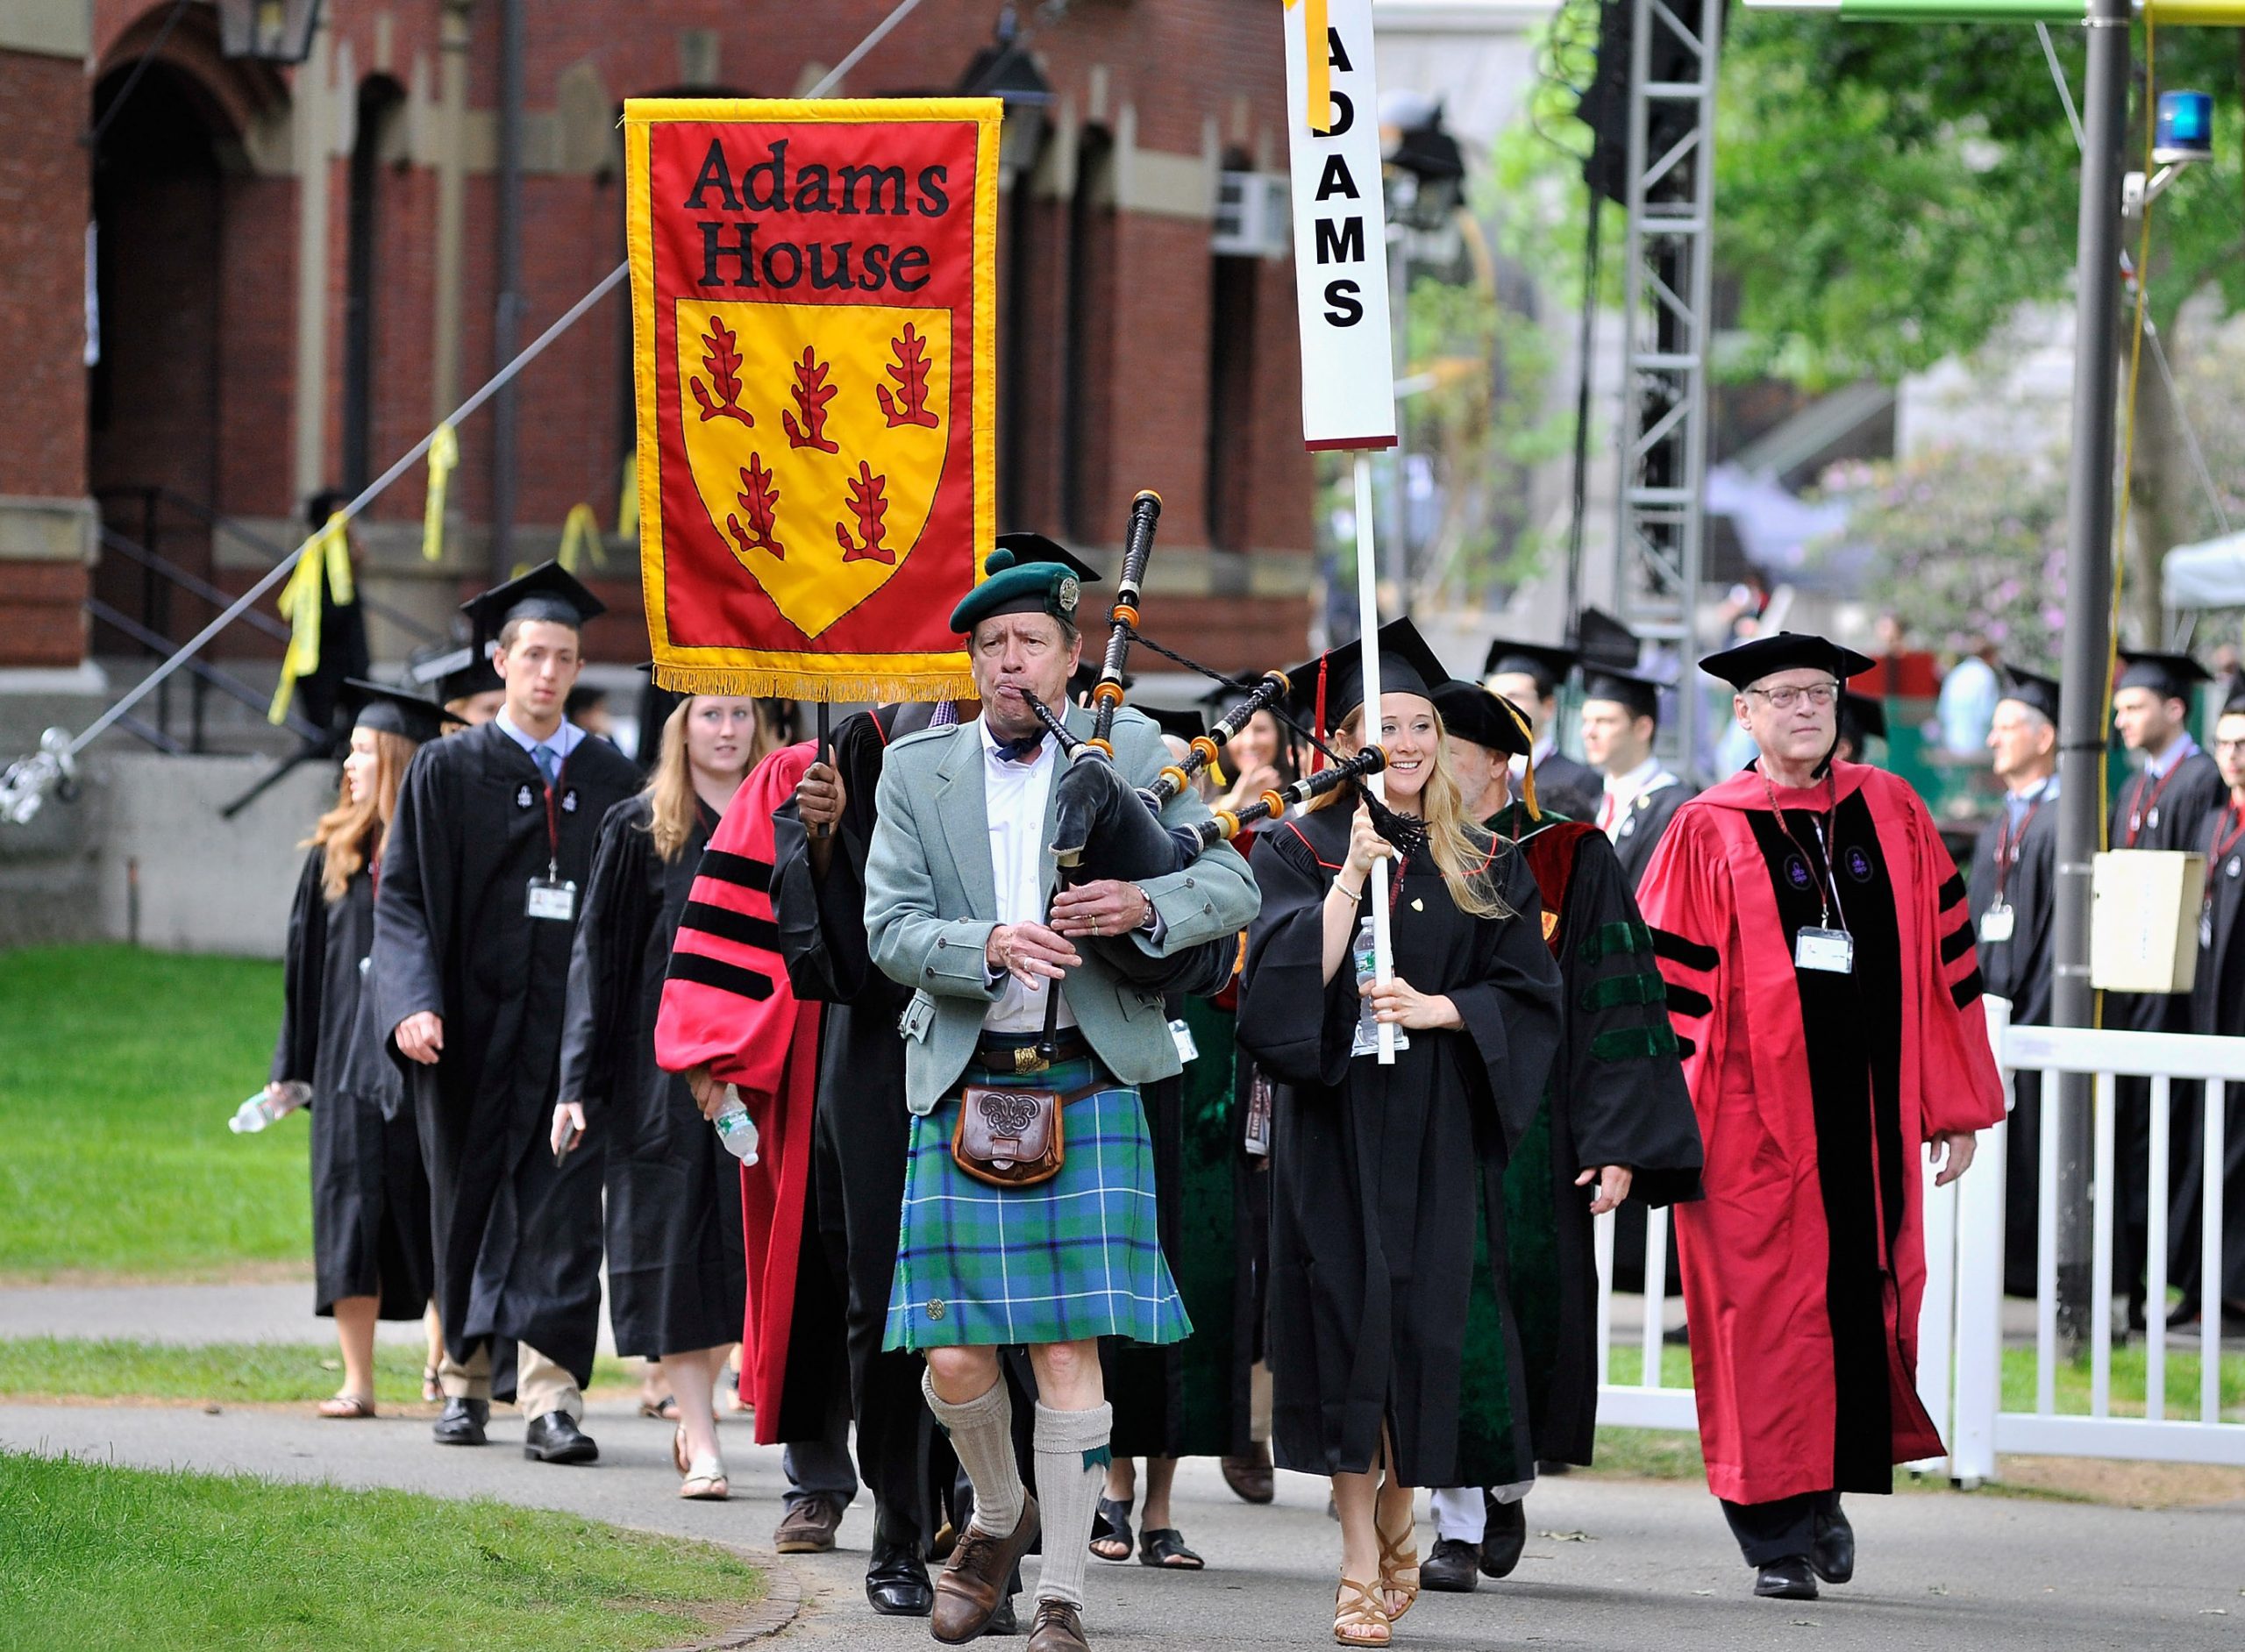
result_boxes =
[1020,491,1387,885]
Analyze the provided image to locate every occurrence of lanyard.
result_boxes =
[2212,803,2245,874]
[537,742,572,879]
[1992,785,2049,906]
[2125,760,2184,845]
[1762,767,1846,930]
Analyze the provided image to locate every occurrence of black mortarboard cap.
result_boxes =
[1580,666,1663,723]
[1480,636,1578,696]
[1997,662,2060,724]
[566,683,609,715]
[460,561,605,652]
[1700,630,1876,691]
[406,642,502,705]
[344,679,457,744]
[1839,691,1887,746]
[1284,617,1450,736]
[1137,704,1207,744]
[1572,607,1640,671]
[992,532,1102,582]
[2114,649,2209,701]
[1431,680,1534,758]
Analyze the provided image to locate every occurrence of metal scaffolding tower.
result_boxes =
[1611,0,1723,778]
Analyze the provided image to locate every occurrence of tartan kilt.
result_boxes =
[883,1051,1191,1352]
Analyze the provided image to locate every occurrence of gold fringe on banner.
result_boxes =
[649,666,976,703]
[422,423,458,563]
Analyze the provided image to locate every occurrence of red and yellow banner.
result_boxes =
[625,98,998,699]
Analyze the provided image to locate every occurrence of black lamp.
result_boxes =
[1381,94,1466,233]
[959,6,1055,179]
[217,0,324,63]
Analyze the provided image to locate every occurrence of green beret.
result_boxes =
[949,540,1101,634]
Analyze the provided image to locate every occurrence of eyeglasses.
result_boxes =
[1745,680,1842,711]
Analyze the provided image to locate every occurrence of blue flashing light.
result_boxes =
[2154,91,2214,164]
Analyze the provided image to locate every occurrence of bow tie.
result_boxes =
[993,731,1044,765]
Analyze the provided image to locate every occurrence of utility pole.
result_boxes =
[2048,0,2131,1355]
[489,0,524,584]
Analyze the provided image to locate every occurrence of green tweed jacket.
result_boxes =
[866,701,1261,1116]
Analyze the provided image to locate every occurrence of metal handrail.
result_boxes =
[93,483,440,644]
[84,599,323,743]
[96,526,292,644]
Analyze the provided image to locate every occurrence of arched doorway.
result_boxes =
[87,57,228,661]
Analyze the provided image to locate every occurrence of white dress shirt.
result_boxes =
[494,705,586,768]
[979,716,1078,1034]
[1599,754,1664,837]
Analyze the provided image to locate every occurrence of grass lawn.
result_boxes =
[0,1340,638,1407]
[1602,1339,2244,1421]
[0,945,303,1278]
[0,1450,764,1652]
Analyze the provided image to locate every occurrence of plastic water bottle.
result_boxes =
[1350,915,1408,1059]
[230,1080,310,1134]
[713,1086,760,1164]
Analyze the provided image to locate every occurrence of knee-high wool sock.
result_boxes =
[1031,1399,1114,1611]
[923,1369,1025,1540]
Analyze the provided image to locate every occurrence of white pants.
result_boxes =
[1429,1478,1535,1543]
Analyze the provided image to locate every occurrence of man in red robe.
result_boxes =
[1636,632,2006,1601]
[656,740,856,1553]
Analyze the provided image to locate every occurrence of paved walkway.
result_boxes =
[0,1281,616,1352]
[3,1395,2240,1650]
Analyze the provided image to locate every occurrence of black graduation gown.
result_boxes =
[1238,801,1563,1487]
[773,704,955,1546]
[1609,776,1692,891]
[557,794,746,1356]
[371,720,642,1390]
[1486,804,1703,1465]
[2106,750,2227,1293]
[2172,800,2245,1306]
[1966,786,2059,1297]
[272,846,432,1321]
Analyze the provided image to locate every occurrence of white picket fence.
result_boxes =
[1588,999,2245,1475]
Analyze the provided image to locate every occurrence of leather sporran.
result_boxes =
[951,1085,1065,1187]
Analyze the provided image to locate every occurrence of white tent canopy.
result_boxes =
[2164,530,2245,609]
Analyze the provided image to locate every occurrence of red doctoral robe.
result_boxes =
[1636,759,2004,1506]
[655,740,823,1442]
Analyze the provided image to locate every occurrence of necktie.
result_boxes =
[1598,791,1615,831]
[994,731,1043,765]
[533,743,559,787]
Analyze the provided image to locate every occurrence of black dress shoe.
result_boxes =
[1421,1537,1481,1592]
[1480,1492,1528,1579]
[432,1397,488,1446]
[523,1411,599,1463]
[866,1541,935,1617]
[1810,1506,1855,1584]
[1754,1557,1819,1599]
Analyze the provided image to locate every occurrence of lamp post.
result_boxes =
[1379,97,1465,610]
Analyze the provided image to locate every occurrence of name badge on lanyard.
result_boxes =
[1796,926,1855,974]
[1979,904,2015,944]
[528,876,578,922]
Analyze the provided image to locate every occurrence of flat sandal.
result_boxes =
[1334,1576,1392,1647]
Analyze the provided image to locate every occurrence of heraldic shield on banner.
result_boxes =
[625,99,998,700]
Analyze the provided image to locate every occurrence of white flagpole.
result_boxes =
[1354,457,1396,1064]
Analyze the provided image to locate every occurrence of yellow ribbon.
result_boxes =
[616,448,639,545]
[1285,0,1332,135]
[422,423,458,563]
[267,513,355,724]
[557,502,606,574]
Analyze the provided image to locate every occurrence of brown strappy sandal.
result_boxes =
[1375,1506,1421,1624]
[1334,1576,1392,1647]
[317,1393,376,1420]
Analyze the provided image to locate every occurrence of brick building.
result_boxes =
[0,0,1316,692]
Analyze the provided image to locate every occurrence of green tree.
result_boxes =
[1714,15,2244,638]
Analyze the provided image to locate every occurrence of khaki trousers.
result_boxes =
[438,1340,582,1422]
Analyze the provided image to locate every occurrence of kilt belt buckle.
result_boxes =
[1008,1045,1051,1075]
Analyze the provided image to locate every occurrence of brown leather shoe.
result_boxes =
[773,1493,845,1554]
[1220,1442,1275,1505]
[931,1497,1042,1645]
[1025,1598,1089,1651]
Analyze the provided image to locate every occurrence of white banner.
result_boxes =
[1281,0,1395,452]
